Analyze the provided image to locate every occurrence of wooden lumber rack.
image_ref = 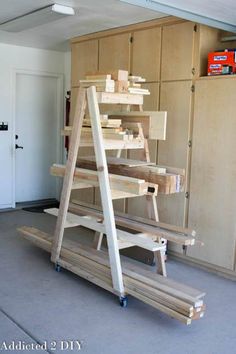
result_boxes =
[18,71,206,324]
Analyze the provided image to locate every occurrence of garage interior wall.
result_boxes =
[0,44,70,209]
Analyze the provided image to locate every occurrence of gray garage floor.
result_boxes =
[0,210,236,354]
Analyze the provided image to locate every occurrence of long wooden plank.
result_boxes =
[51,164,158,196]
[96,92,143,105]
[69,201,196,246]
[51,88,87,264]
[87,86,124,296]
[45,208,165,252]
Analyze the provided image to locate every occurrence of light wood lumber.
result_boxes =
[108,111,167,140]
[51,164,158,196]
[18,226,205,324]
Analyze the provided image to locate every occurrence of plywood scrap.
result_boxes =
[108,111,167,140]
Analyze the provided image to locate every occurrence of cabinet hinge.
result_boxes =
[194,24,197,32]
[191,67,196,75]
[188,140,192,148]
[130,36,133,43]
[185,192,190,199]
[191,85,195,93]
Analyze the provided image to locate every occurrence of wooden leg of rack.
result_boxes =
[146,195,167,277]
[51,88,87,264]
[93,231,103,250]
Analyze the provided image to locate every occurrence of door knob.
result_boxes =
[15,144,23,150]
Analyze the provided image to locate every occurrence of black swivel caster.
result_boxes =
[119,296,128,308]
[55,264,61,272]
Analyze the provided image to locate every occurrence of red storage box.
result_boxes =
[208,50,236,76]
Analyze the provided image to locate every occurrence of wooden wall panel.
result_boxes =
[187,77,236,270]
[161,22,195,81]
[132,27,161,82]
[99,33,131,72]
[71,40,98,87]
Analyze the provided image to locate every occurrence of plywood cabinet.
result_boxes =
[187,77,236,270]
[99,33,131,72]
[161,22,195,81]
[71,40,98,87]
[157,81,192,229]
[132,27,161,82]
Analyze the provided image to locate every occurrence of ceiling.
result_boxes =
[0,0,235,52]
[0,0,166,51]
[121,0,236,32]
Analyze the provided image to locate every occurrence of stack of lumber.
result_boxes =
[62,125,134,142]
[50,164,158,198]
[128,75,150,95]
[18,226,206,325]
[77,157,185,194]
[83,70,150,95]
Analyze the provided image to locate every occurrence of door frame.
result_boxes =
[12,69,64,207]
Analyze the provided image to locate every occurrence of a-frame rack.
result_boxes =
[50,86,165,301]
[19,85,206,323]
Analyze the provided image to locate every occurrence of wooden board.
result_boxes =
[188,77,236,270]
[71,40,98,87]
[132,27,161,82]
[99,33,130,72]
[161,22,195,81]
[109,111,167,140]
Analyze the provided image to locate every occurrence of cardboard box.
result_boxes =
[208,50,236,75]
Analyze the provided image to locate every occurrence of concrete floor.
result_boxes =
[0,210,236,354]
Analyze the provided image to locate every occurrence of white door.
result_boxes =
[15,73,60,203]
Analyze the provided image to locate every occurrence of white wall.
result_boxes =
[0,43,71,208]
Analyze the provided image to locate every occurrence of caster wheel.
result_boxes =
[119,296,128,308]
[55,264,61,272]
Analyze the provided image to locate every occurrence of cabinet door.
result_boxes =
[71,40,98,87]
[188,78,236,270]
[157,81,192,230]
[132,27,161,82]
[161,22,195,81]
[99,33,130,72]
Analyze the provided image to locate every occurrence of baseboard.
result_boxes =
[168,250,236,281]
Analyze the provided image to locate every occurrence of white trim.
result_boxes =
[12,69,64,207]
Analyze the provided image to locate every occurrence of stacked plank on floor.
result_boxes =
[18,226,206,325]
[77,156,185,194]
